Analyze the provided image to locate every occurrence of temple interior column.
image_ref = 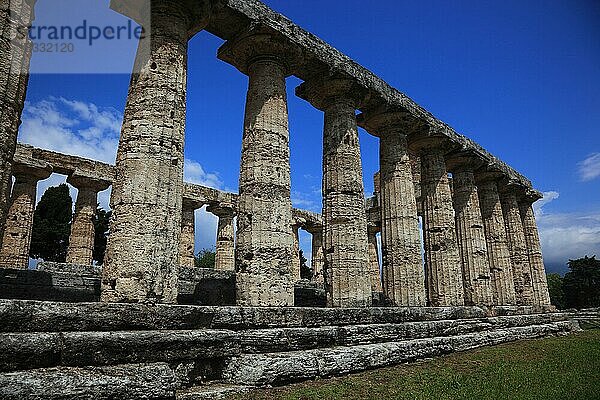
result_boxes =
[102,0,211,303]
[367,227,383,295]
[308,228,324,285]
[65,173,110,266]
[296,77,372,308]
[519,195,551,307]
[208,204,235,272]
[179,199,203,268]
[447,155,493,306]
[291,225,301,281]
[412,138,464,306]
[218,29,299,306]
[0,0,37,248]
[0,161,51,269]
[500,184,535,306]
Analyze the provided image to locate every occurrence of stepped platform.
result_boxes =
[0,299,579,399]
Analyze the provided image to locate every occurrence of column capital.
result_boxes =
[11,159,52,182]
[497,179,527,198]
[407,135,460,156]
[445,150,486,173]
[218,25,302,76]
[357,107,427,138]
[183,197,206,211]
[110,0,212,39]
[518,188,544,205]
[296,75,368,111]
[207,202,235,218]
[67,172,111,193]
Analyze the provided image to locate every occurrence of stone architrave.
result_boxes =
[519,193,551,306]
[446,154,493,306]
[179,199,204,269]
[296,77,372,308]
[476,173,517,305]
[0,161,51,269]
[0,0,37,249]
[208,204,235,272]
[367,227,383,294]
[65,173,111,266]
[411,138,464,306]
[218,28,300,306]
[102,0,211,303]
[500,183,535,306]
[359,111,426,306]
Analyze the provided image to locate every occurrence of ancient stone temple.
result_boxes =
[0,0,573,398]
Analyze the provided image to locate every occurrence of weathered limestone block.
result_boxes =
[0,161,51,269]
[359,111,426,306]
[296,78,372,307]
[65,173,110,266]
[102,1,211,303]
[291,225,301,281]
[476,174,516,305]
[308,228,324,285]
[446,155,493,306]
[519,194,551,306]
[500,185,535,306]
[218,28,300,306]
[412,139,464,306]
[367,227,383,294]
[207,204,235,272]
[0,0,36,249]
[179,199,203,269]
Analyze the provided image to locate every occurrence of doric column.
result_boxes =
[291,224,301,281]
[179,199,203,268]
[367,227,383,294]
[0,0,37,249]
[218,28,300,306]
[297,77,372,308]
[65,173,110,266]
[308,227,324,285]
[412,138,464,306]
[499,182,535,306]
[446,154,493,306]
[208,204,235,271]
[359,111,426,306]
[102,0,211,303]
[476,173,516,305]
[0,161,51,269]
[519,192,551,306]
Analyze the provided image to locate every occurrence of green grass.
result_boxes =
[233,330,600,400]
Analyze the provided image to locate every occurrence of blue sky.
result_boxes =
[20,0,600,274]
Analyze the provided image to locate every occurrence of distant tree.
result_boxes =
[30,184,72,262]
[93,206,111,265]
[299,250,312,280]
[546,273,565,309]
[195,248,216,269]
[563,256,600,309]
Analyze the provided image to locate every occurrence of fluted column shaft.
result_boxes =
[0,165,50,269]
[452,168,493,306]
[211,210,234,272]
[419,146,464,306]
[519,201,551,306]
[102,2,194,303]
[178,200,201,268]
[367,228,383,294]
[65,190,98,266]
[500,190,535,305]
[322,99,372,308]
[380,133,425,306]
[291,225,301,280]
[477,179,516,305]
[234,57,294,306]
[310,229,324,285]
[0,0,37,248]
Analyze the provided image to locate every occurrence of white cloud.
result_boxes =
[291,190,320,212]
[533,191,559,219]
[577,153,600,182]
[184,159,224,190]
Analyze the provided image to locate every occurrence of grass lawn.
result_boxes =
[233,329,600,400]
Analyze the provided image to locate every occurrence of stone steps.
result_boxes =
[176,384,252,400]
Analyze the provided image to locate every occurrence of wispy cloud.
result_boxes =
[291,190,320,212]
[184,159,224,190]
[577,153,600,182]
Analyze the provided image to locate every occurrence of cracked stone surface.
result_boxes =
[179,200,203,269]
[0,162,51,269]
[477,176,517,305]
[0,0,36,250]
[449,163,493,306]
[309,228,324,286]
[209,206,235,272]
[65,174,110,266]
[500,188,535,306]
[367,227,383,294]
[417,141,464,306]
[101,1,201,303]
[520,199,551,306]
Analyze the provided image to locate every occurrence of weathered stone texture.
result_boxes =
[179,200,202,269]
[0,162,51,269]
[218,32,296,306]
[520,200,551,306]
[210,206,235,272]
[65,174,110,266]
[500,189,535,306]
[102,1,198,303]
[0,0,36,249]
[367,228,383,294]
[451,167,493,306]
[418,144,464,306]
[292,225,301,281]
[309,228,324,285]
